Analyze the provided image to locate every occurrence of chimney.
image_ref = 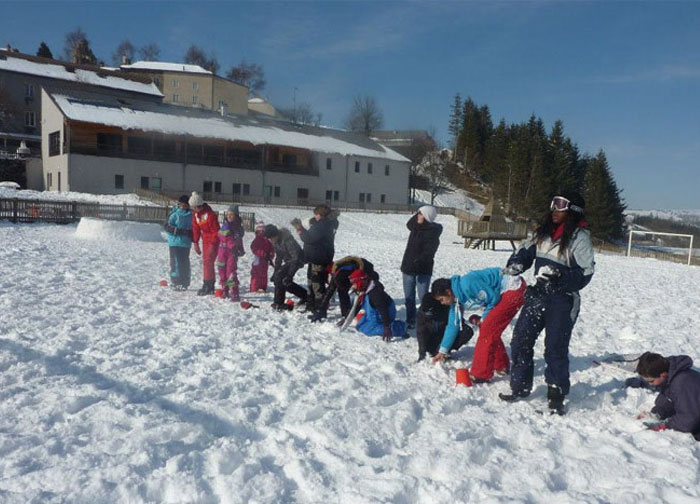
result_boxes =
[121,54,131,66]
[220,103,228,117]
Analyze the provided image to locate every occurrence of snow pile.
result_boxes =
[75,217,165,242]
[1,203,699,502]
[413,188,484,215]
[0,188,159,206]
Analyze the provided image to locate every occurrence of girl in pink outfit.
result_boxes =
[216,205,245,301]
[250,221,275,292]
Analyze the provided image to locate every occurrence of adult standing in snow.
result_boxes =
[164,195,193,290]
[250,221,275,292]
[291,205,337,313]
[499,191,595,414]
[215,205,245,301]
[401,205,442,330]
[430,268,525,382]
[634,352,700,440]
[190,192,220,296]
[264,224,307,311]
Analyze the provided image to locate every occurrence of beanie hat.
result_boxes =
[263,224,279,239]
[189,191,203,207]
[227,204,239,215]
[419,205,437,223]
[559,191,585,215]
[255,220,265,231]
[178,195,189,205]
[349,269,369,292]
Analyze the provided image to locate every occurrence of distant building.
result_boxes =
[370,130,436,161]
[40,88,410,206]
[119,61,248,116]
[0,49,162,187]
[248,97,278,118]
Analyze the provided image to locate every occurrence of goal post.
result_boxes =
[627,230,695,266]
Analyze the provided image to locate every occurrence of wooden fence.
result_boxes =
[0,197,256,232]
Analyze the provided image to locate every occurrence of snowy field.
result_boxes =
[1,205,700,503]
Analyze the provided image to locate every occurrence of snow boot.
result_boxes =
[197,280,215,296]
[498,390,531,403]
[309,308,327,322]
[547,385,566,415]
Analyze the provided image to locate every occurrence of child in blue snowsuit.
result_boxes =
[350,269,406,341]
[164,195,193,290]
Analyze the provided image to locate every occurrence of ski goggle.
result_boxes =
[550,196,583,214]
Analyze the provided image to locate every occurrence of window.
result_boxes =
[172,80,179,88]
[282,153,297,166]
[274,186,280,197]
[333,190,339,201]
[192,95,198,105]
[368,163,373,174]
[25,111,36,127]
[297,188,309,199]
[49,131,60,156]
[97,133,122,154]
[354,161,360,173]
[326,158,332,170]
[172,94,179,103]
[243,184,250,195]
[203,181,213,193]
[25,83,34,98]
[359,193,365,203]
[326,190,333,201]
[150,177,162,191]
[186,142,204,163]
[154,138,176,159]
[232,183,241,195]
[380,194,386,204]
[141,176,149,189]
[324,190,340,202]
[214,181,222,193]
[115,174,124,189]
[46,173,52,189]
[193,82,199,91]
[128,136,151,155]
[57,172,61,191]
[366,193,372,203]
[385,165,390,176]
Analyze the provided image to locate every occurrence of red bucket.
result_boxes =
[456,368,472,387]
[159,279,168,287]
[215,289,224,298]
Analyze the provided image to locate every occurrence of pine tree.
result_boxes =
[448,93,462,153]
[583,151,626,240]
[36,42,53,59]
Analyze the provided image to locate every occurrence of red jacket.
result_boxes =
[251,234,275,262]
[192,203,220,245]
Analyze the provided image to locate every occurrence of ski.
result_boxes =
[338,294,362,332]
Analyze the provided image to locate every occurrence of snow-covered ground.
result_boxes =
[627,208,700,225]
[1,204,700,503]
[412,188,484,216]
[0,188,158,206]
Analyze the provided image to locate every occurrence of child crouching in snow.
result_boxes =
[250,221,274,292]
[216,205,245,301]
[350,269,406,342]
[634,352,700,440]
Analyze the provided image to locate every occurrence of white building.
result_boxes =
[40,89,410,206]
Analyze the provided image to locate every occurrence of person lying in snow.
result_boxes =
[416,291,473,362]
[430,267,525,384]
[350,269,406,341]
[309,255,379,324]
[634,352,700,441]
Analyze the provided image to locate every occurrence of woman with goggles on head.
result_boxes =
[499,191,595,414]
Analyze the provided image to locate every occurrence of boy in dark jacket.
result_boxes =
[417,291,474,361]
[401,205,442,329]
[291,205,337,313]
[635,352,700,440]
[263,224,308,311]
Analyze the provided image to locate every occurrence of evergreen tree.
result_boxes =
[36,41,53,59]
[448,93,462,152]
[583,151,626,240]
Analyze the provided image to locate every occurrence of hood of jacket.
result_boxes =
[666,355,694,384]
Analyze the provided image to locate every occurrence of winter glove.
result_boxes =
[501,263,523,276]
[644,422,668,431]
[382,326,392,342]
[164,224,176,234]
[193,242,202,255]
[536,265,561,283]
[290,218,302,229]
[252,256,260,266]
[468,314,482,327]
[625,377,650,389]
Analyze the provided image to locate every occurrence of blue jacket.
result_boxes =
[439,268,503,354]
[652,355,700,437]
[167,206,193,248]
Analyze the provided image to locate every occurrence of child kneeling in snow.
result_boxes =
[349,269,406,341]
[635,352,700,440]
[417,291,473,361]
[250,221,274,292]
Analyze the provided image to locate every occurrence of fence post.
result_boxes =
[122,203,127,220]
[71,201,78,222]
[12,198,18,223]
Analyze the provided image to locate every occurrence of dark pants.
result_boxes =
[273,263,307,305]
[169,246,191,288]
[510,287,579,395]
[307,263,329,310]
[335,270,353,317]
[417,318,473,361]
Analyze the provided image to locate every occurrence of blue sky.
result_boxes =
[4,1,699,209]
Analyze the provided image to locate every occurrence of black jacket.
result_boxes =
[298,217,335,265]
[652,355,700,438]
[417,292,473,360]
[400,214,443,275]
[273,228,304,270]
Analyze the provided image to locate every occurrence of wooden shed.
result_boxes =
[457,198,529,250]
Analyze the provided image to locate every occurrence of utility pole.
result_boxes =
[292,86,298,123]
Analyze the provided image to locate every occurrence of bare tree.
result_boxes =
[112,39,135,66]
[345,95,383,136]
[139,43,161,61]
[226,61,266,96]
[62,27,88,61]
[72,38,97,65]
[418,150,451,204]
[278,102,322,126]
[183,45,219,74]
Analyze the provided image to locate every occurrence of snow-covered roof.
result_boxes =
[48,91,410,163]
[0,52,162,97]
[248,97,266,104]
[120,61,212,75]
